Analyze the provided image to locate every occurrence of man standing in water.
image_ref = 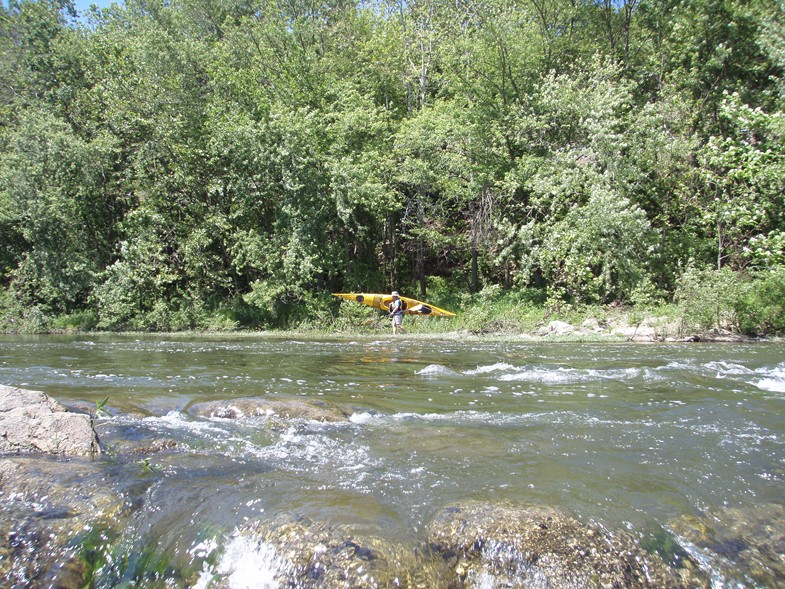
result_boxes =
[388,291,406,335]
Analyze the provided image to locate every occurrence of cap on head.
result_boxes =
[391,291,399,297]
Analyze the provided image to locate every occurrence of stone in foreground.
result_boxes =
[426,501,706,588]
[0,385,99,456]
[213,514,438,588]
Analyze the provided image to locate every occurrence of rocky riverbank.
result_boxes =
[2,386,783,588]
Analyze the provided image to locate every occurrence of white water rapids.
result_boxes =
[0,335,782,587]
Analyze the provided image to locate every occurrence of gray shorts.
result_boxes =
[392,314,403,326]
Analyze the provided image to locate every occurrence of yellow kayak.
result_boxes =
[332,293,456,317]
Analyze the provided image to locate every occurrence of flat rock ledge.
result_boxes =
[189,396,351,422]
[0,385,99,456]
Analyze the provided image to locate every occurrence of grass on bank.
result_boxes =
[2,267,784,338]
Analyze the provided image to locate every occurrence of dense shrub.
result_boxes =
[674,266,749,334]
[738,268,785,335]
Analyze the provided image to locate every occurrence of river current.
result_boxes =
[1,335,783,587]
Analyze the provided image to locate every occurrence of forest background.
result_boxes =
[1,0,784,335]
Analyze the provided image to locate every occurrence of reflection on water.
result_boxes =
[1,335,784,587]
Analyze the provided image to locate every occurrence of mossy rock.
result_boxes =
[0,457,131,588]
[426,501,707,589]
[669,503,785,587]
[213,513,443,588]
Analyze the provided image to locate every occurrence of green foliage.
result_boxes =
[674,265,750,334]
[0,110,119,314]
[52,309,99,331]
[0,0,782,334]
[69,524,116,589]
[448,285,544,334]
[540,187,655,305]
[329,296,380,332]
[137,457,158,474]
[95,394,110,416]
[737,268,785,335]
[675,265,785,335]
[696,93,785,269]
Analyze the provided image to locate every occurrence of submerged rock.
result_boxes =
[213,514,442,589]
[0,385,99,456]
[0,456,131,588]
[426,501,705,589]
[189,396,350,422]
[669,502,785,587]
[110,437,178,456]
[209,505,711,589]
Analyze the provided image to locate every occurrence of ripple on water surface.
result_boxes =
[2,337,784,587]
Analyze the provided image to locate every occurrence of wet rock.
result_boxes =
[111,437,178,456]
[0,456,131,588]
[213,514,442,588]
[669,502,785,587]
[190,396,350,422]
[0,385,99,456]
[426,501,704,589]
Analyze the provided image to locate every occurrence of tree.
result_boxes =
[697,93,785,270]
[0,110,118,315]
[540,184,655,304]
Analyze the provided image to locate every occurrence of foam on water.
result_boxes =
[463,363,656,385]
[195,534,289,589]
[496,366,607,384]
[416,364,461,377]
[755,378,785,393]
[704,361,754,375]
[143,411,234,436]
[753,363,785,393]
[350,411,377,425]
[462,358,783,395]
[464,363,516,375]
[104,411,233,439]
[249,424,379,485]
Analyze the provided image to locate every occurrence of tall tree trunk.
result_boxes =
[417,198,426,297]
[471,246,479,294]
[387,213,397,291]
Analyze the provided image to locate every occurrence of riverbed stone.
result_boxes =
[214,514,442,589]
[669,502,785,587]
[189,396,350,422]
[0,456,131,588]
[0,385,99,456]
[426,501,704,589]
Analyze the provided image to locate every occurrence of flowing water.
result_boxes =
[1,334,784,587]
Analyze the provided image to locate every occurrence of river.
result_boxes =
[1,334,783,587]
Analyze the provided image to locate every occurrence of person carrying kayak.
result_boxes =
[388,291,406,335]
